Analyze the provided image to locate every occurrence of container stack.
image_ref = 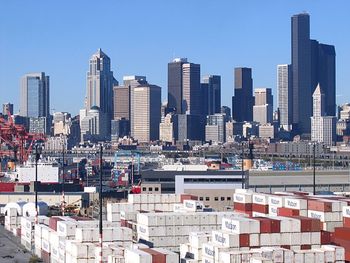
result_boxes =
[332,206,350,261]
[137,211,245,252]
[180,232,211,261]
[124,246,179,263]
[251,193,270,217]
[20,216,49,252]
[233,190,253,216]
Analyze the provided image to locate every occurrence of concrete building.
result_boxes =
[173,114,205,143]
[258,124,276,139]
[277,64,292,131]
[130,85,161,143]
[2,103,13,115]
[242,122,259,138]
[80,106,109,142]
[29,117,49,134]
[159,114,174,143]
[111,118,130,140]
[253,88,273,125]
[311,84,336,145]
[167,58,201,115]
[86,49,117,134]
[53,112,71,136]
[20,72,50,118]
[221,106,231,121]
[45,135,67,152]
[232,67,254,122]
[205,114,226,144]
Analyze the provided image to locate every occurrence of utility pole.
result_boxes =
[99,144,103,263]
[35,144,41,224]
[241,142,244,189]
[61,139,65,216]
[313,143,316,195]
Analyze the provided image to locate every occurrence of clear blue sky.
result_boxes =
[0,0,349,116]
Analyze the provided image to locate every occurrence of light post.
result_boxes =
[99,144,103,263]
[241,142,245,189]
[313,143,316,195]
[61,139,65,216]
[34,144,42,224]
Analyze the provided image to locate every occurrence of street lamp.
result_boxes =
[241,142,245,189]
[99,144,103,263]
[313,142,316,195]
[34,144,42,224]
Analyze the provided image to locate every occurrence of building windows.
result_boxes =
[214,197,219,201]
[221,197,225,201]
[155,187,159,192]
[227,197,231,201]
[142,187,146,191]
[148,187,153,191]
[199,197,204,201]
[205,197,210,201]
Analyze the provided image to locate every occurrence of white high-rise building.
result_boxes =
[130,85,161,143]
[311,84,336,145]
[80,106,109,142]
[205,114,226,143]
[159,114,174,143]
[253,88,273,125]
[277,64,292,131]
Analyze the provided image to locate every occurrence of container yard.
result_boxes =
[1,190,350,262]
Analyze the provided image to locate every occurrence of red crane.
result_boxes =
[0,112,46,163]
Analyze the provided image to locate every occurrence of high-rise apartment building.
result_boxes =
[232,67,254,122]
[167,58,201,115]
[130,84,161,142]
[86,49,116,120]
[20,72,50,118]
[277,64,292,130]
[201,75,221,116]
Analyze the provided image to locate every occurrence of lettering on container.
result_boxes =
[270,198,280,205]
[345,208,350,216]
[139,226,147,234]
[254,196,264,203]
[58,225,64,233]
[235,195,244,202]
[270,207,277,214]
[310,212,322,220]
[205,247,215,257]
[287,200,297,207]
[185,202,194,208]
[224,221,237,231]
[214,234,226,244]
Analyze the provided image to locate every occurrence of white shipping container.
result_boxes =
[342,206,350,218]
[284,197,307,210]
[252,193,269,205]
[234,193,253,204]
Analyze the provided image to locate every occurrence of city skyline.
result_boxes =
[1,1,349,115]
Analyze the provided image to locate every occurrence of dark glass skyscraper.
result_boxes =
[291,13,312,134]
[167,58,201,115]
[201,75,221,116]
[232,67,254,122]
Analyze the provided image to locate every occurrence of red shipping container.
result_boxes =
[333,237,350,251]
[140,248,166,263]
[277,207,299,216]
[334,227,350,240]
[307,199,333,212]
[180,194,198,202]
[49,217,64,231]
[239,234,250,247]
[320,231,332,245]
[234,202,252,211]
[0,182,15,192]
[70,216,93,221]
[254,217,280,233]
[290,191,309,196]
[346,251,350,262]
[292,216,321,232]
[301,245,311,250]
[281,245,291,249]
[252,203,269,214]
[343,217,350,228]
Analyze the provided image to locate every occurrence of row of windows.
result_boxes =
[199,196,232,202]
[142,187,159,192]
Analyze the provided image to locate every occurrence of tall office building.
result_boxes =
[201,75,221,116]
[253,88,273,125]
[2,103,13,115]
[277,64,292,130]
[291,13,312,134]
[291,13,336,134]
[311,84,336,146]
[311,41,336,116]
[130,84,161,142]
[113,75,147,120]
[232,67,254,122]
[86,48,117,120]
[20,72,50,118]
[205,113,226,143]
[167,58,201,115]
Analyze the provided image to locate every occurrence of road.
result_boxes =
[0,225,32,263]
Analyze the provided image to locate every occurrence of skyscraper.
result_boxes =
[232,67,254,122]
[277,64,292,130]
[2,103,13,115]
[20,72,50,118]
[167,58,201,115]
[201,75,221,116]
[130,84,161,142]
[253,88,273,125]
[86,49,117,120]
[291,13,312,134]
[311,41,336,116]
